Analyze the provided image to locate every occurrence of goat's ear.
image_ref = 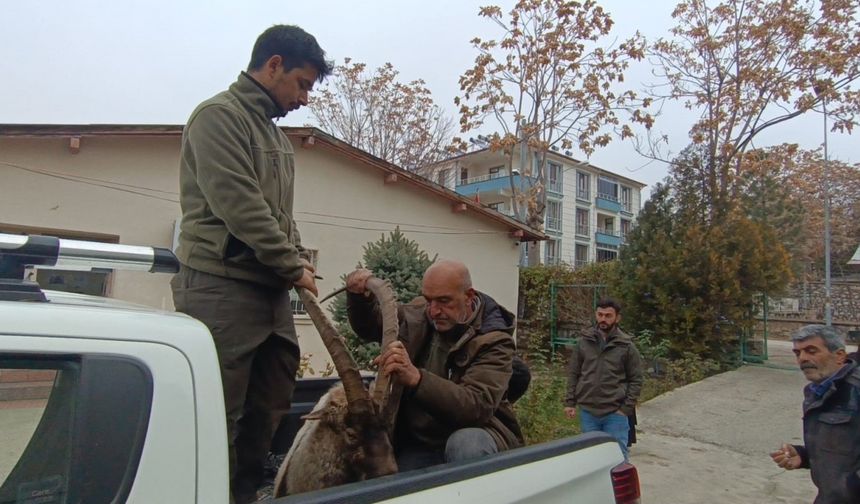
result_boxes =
[301,411,324,421]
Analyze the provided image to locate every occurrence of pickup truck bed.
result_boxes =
[0,234,638,504]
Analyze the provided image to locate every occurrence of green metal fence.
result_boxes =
[741,293,769,363]
[549,282,607,354]
[550,285,773,364]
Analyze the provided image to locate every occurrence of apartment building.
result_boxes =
[430,147,646,266]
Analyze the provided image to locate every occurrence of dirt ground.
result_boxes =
[630,340,818,503]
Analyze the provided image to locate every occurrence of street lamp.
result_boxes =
[814,84,833,326]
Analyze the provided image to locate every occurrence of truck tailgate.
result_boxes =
[278,431,624,504]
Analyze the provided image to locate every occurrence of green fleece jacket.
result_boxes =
[175,72,307,288]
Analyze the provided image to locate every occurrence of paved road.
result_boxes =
[630,340,817,503]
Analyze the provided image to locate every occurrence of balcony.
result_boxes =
[575,225,590,237]
[574,259,589,269]
[595,229,622,247]
[596,193,621,212]
[456,173,532,196]
[545,217,562,233]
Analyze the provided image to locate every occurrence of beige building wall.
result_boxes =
[0,135,181,309]
[0,133,522,371]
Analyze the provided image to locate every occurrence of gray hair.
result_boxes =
[791,324,845,352]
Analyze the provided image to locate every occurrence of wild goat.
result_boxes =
[273,277,402,496]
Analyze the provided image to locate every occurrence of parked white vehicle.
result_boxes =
[0,234,641,503]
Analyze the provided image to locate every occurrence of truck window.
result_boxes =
[0,355,152,504]
[0,361,77,504]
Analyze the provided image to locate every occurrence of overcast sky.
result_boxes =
[2,0,857,192]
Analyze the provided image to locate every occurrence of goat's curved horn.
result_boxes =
[298,288,373,416]
[365,277,403,425]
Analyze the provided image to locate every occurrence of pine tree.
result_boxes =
[617,154,793,362]
[329,227,436,369]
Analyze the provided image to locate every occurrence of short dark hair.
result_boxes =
[247,25,334,81]
[596,298,622,315]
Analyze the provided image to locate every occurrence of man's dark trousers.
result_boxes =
[172,265,299,503]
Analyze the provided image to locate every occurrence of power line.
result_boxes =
[2,160,525,235]
[3,160,540,236]
[296,211,487,231]
[296,219,508,235]
[1,160,179,195]
[1,160,180,203]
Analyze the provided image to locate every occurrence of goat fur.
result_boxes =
[273,382,396,496]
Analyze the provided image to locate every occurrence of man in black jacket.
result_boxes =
[771,324,860,504]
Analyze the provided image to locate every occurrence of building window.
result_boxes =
[598,177,619,202]
[547,162,563,193]
[460,167,469,185]
[598,216,615,235]
[545,239,561,265]
[545,200,562,232]
[577,172,590,200]
[437,169,449,187]
[621,186,633,212]
[576,208,589,236]
[575,244,589,268]
[620,219,631,241]
[289,249,318,315]
[597,249,618,262]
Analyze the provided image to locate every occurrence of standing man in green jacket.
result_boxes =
[171,25,333,504]
[564,298,643,460]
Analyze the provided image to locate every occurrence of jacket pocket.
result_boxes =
[250,147,282,209]
[816,411,854,455]
[223,234,255,262]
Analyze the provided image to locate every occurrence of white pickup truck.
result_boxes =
[0,234,641,504]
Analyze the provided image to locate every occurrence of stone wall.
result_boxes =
[768,280,860,324]
[764,318,860,343]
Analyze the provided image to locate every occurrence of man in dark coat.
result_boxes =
[771,324,860,504]
[346,260,524,470]
[563,298,643,460]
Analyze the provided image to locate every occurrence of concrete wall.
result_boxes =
[0,132,521,370]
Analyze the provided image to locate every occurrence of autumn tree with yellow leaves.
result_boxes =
[738,145,860,276]
[647,0,860,216]
[456,0,653,238]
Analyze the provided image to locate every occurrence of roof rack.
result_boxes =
[0,233,179,302]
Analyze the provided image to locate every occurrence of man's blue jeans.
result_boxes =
[579,409,630,460]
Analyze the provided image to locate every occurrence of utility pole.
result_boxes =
[518,119,530,267]
[822,94,833,326]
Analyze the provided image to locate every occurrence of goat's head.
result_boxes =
[344,410,397,479]
[297,276,402,475]
[300,384,397,480]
